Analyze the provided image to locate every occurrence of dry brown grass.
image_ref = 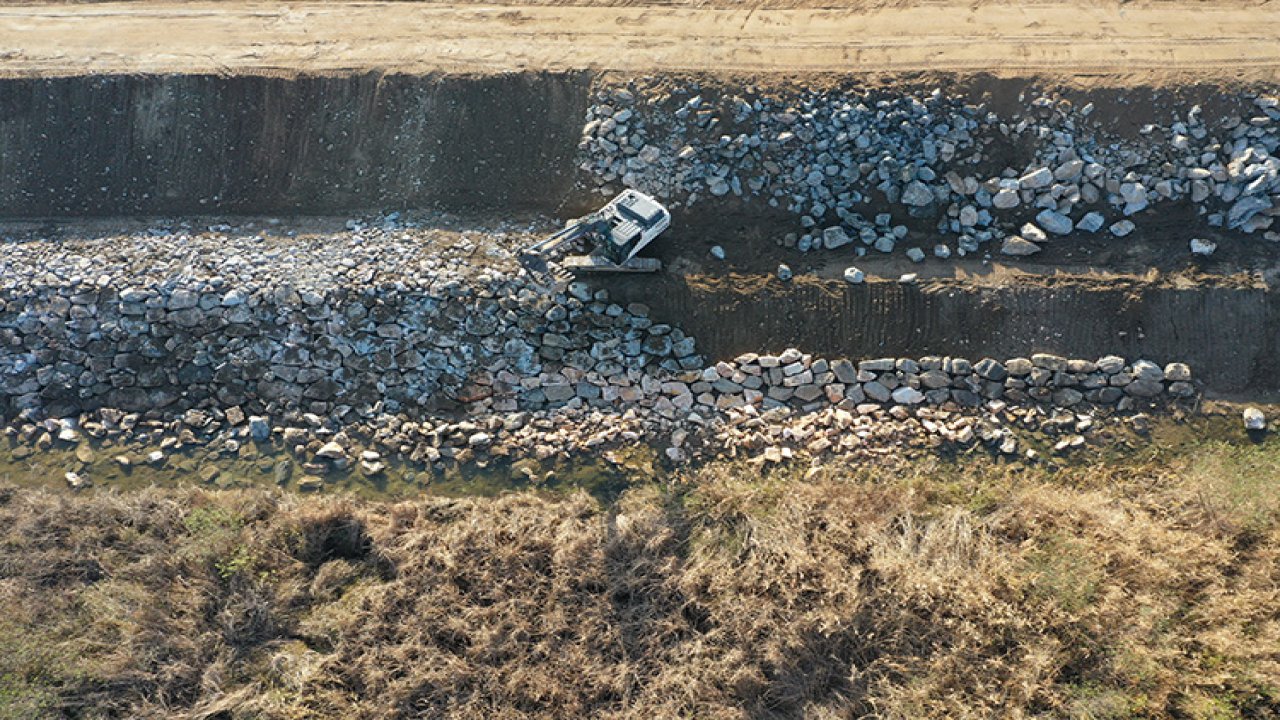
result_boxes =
[1,441,1278,719]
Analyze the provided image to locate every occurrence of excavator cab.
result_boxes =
[600,190,668,263]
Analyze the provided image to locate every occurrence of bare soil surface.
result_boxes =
[0,1,1277,80]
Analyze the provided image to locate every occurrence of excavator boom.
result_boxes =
[517,219,600,275]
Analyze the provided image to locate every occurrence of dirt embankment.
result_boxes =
[610,271,1278,396]
[4,62,1280,395]
[0,72,590,215]
[0,1,1276,217]
[0,69,1270,218]
[1,2,1278,78]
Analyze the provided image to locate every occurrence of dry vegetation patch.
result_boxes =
[0,443,1277,719]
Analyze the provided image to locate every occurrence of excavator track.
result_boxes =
[561,255,662,273]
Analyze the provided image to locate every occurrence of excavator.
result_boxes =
[519,189,670,283]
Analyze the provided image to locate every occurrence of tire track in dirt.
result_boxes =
[0,1,1277,81]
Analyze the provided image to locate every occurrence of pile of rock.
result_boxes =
[0,226,704,422]
[22,373,1143,485]
[579,81,1280,258]
[0,225,1200,474]
[636,351,1193,420]
[713,399,1110,465]
[277,406,660,468]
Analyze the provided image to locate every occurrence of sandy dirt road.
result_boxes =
[0,1,1275,79]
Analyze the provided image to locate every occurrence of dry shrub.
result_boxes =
[0,446,1277,719]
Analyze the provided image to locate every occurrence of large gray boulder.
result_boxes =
[1035,209,1074,235]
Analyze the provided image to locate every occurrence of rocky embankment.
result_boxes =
[0,221,1198,482]
[579,81,1280,261]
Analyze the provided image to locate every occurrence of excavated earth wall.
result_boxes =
[2,69,1278,407]
[609,275,1277,395]
[2,70,1271,221]
[0,72,591,215]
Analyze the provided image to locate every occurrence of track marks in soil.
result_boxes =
[1,1,1279,79]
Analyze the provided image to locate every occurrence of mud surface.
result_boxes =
[0,432,644,501]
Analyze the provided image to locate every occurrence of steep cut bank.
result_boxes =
[612,272,1277,397]
[0,72,591,215]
